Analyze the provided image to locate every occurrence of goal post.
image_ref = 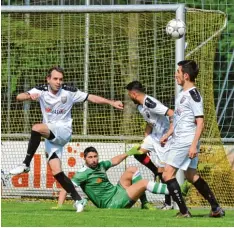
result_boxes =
[1,5,234,207]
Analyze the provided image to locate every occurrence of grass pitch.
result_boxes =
[1,199,234,227]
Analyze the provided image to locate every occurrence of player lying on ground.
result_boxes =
[52,146,170,212]
[9,66,124,212]
[161,60,225,218]
[125,80,174,210]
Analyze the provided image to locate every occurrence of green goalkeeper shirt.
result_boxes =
[71,160,118,208]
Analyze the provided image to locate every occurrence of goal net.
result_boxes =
[1,5,234,207]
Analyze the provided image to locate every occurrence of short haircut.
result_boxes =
[47,66,64,77]
[84,146,98,158]
[177,60,199,82]
[125,81,145,93]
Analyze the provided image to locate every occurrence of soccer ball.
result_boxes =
[166,19,186,39]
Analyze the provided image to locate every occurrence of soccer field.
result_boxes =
[1,200,234,227]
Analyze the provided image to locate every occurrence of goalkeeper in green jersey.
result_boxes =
[52,146,170,211]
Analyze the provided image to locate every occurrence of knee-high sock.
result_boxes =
[146,181,169,195]
[158,173,171,206]
[23,130,41,167]
[54,172,81,201]
[193,177,219,211]
[132,170,148,205]
[166,178,188,214]
[134,154,158,176]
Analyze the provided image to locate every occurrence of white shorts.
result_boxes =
[141,135,171,168]
[45,122,72,160]
[166,136,200,171]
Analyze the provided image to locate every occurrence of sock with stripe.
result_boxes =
[132,169,148,205]
[146,181,169,195]
[158,173,172,206]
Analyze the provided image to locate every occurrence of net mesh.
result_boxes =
[1,9,234,207]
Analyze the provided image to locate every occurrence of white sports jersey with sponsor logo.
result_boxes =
[28,84,88,129]
[137,95,169,140]
[173,87,203,137]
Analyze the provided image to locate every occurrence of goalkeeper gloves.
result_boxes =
[74,198,88,213]
[126,145,143,156]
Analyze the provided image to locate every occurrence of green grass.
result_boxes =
[1,200,234,227]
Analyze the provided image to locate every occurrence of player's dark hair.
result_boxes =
[125,81,145,93]
[177,60,199,82]
[47,66,64,77]
[84,146,98,158]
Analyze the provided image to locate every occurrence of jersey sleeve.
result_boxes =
[189,89,204,117]
[73,90,89,103]
[27,87,43,96]
[145,97,169,116]
[71,170,87,187]
[100,160,112,171]
[190,98,204,117]
[27,87,43,101]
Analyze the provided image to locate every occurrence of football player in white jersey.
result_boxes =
[162,60,224,217]
[126,81,174,210]
[9,66,124,212]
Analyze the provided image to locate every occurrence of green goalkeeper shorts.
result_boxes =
[106,183,136,209]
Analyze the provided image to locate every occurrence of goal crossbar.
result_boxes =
[1,4,185,13]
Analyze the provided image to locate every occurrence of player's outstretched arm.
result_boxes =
[111,153,129,167]
[87,94,124,110]
[16,92,40,101]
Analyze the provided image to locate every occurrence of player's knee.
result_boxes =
[32,124,42,133]
[140,179,148,187]
[126,166,138,174]
[158,167,164,173]
[185,173,199,184]
[51,168,62,176]
[162,173,167,181]
[162,171,174,182]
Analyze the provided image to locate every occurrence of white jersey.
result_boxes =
[173,87,203,137]
[28,84,88,129]
[137,95,169,140]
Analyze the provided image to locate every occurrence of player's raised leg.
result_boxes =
[134,154,159,178]
[127,145,172,209]
[125,178,169,203]
[119,166,156,210]
[120,166,169,198]
[134,136,160,178]
[10,123,52,175]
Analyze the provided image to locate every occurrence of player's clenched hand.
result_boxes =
[30,93,40,100]
[160,134,168,147]
[111,100,124,110]
[188,145,197,159]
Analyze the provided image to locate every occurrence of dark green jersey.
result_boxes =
[71,160,118,208]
